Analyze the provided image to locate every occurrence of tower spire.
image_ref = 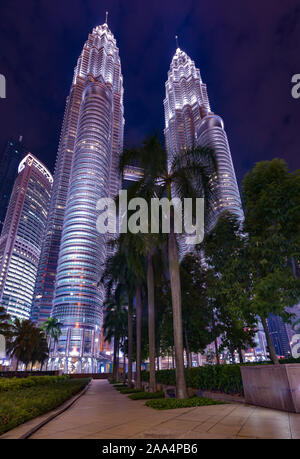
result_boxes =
[175,35,179,49]
[105,11,109,24]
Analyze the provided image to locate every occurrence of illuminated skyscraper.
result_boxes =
[0,137,28,233]
[164,45,243,232]
[0,154,52,319]
[43,19,124,373]
[32,19,124,327]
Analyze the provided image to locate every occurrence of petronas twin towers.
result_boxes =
[32,20,242,372]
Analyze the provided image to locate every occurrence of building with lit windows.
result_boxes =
[164,46,243,234]
[0,154,52,319]
[0,137,28,233]
[44,19,124,373]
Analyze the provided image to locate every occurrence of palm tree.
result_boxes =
[41,317,63,364]
[7,319,38,370]
[0,305,11,336]
[101,241,141,388]
[120,134,217,398]
[113,232,146,391]
[30,329,49,371]
[103,290,127,380]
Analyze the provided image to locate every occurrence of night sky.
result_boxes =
[0,0,300,186]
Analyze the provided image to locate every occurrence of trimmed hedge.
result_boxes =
[142,366,243,395]
[119,388,143,394]
[0,375,69,392]
[0,378,89,435]
[141,358,300,396]
[145,397,226,410]
[128,391,164,400]
[114,384,129,391]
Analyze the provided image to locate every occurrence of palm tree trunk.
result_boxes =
[168,215,188,399]
[291,256,298,279]
[147,251,156,392]
[116,338,120,380]
[238,348,244,364]
[215,338,220,365]
[127,296,133,388]
[184,327,191,368]
[122,343,126,384]
[113,336,118,380]
[212,313,220,365]
[135,284,142,390]
[261,316,279,365]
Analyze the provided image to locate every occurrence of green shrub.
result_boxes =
[141,365,243,395]
[119,388,143,394]
[0,375,69,393]
[141,358,300,396]
[114,384,128,391]
[128,391,165,400]
[145,397,226,410]
[0,378,89,435]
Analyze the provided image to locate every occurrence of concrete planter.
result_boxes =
[240,364,300,413]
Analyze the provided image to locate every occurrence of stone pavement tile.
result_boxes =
[175,405,235,422]
[135,419,200,438]
[191,409,238,431]
[216,414,252,426]
[178,431,236,439]
[32,431,90,439]
[235,435,257,439]
[173,412,213,424]
[84,433,129,439]
[228,405,256,415]
[238,417,292,439]
[248,407,290,420]
[22,380,299,440]
[205,422,243,436]
[100,420,166,437]
[135,433,184,439]
[289,415,300,439]
[31,421,100,437]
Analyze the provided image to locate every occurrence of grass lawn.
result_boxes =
[145,397,226,410]
[128,391,165,400]
[0,378,89,435]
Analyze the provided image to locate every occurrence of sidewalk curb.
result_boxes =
[1,379,92,440]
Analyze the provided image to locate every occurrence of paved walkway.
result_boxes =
[21,380,300,439]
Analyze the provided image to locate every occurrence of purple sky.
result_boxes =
[0,0,299,185]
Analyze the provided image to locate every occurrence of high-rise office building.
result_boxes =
[0,154,52,320]
[0,137,28,233]
[44,20,124,373]
[32,19,124,331]
[267,314,291,358]
[164,46,243,232]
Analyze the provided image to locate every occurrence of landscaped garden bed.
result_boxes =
[142,365,244,395]
[128,391,164,400]
[145,397,226,410]
[0,376,90,435]
[141,359,300,397]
